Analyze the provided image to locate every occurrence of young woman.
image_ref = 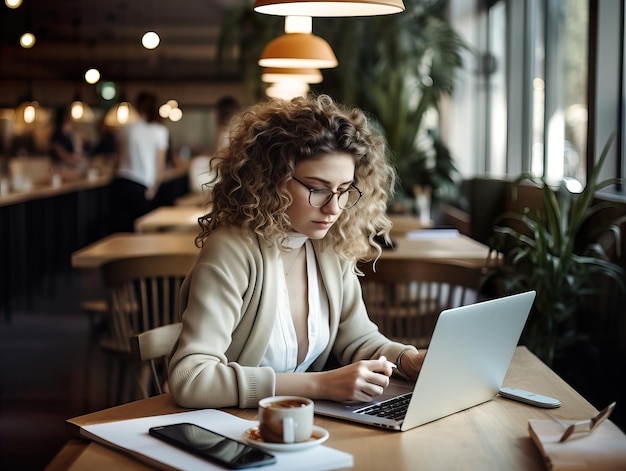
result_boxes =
[168,94,424,409]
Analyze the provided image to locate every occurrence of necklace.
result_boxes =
[282,246,303,276]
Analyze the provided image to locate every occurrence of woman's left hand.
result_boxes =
[399,350,426,380]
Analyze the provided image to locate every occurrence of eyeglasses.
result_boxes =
[549,401,616,442]
[292,176,362,210]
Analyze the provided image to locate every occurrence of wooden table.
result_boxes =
[72,233,198,270]
[383,230,489,267]
[72,232,490,270]
[134,206,206,233]
[46,347,598,471]
[175,192,206,207]
[388,214,431,234]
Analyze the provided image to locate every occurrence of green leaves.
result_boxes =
[487,133,624,365]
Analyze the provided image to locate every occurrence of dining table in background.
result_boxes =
[174,192,206,207]
[134,206,206,233]
[71,231,491,272]
[46,346,600,471]
[134,202,433,237]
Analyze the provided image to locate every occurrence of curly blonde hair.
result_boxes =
[197,94,396,263]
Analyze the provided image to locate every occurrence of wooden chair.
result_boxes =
[98,254,195,404]
[131,322,183,397]
[359,259,488,349]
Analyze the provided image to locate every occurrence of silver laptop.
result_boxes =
[314,291,536,431]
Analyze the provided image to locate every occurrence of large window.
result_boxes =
[544,0,588,188]
[447,0,626,193]
[486,2,507,176]
[508,0,589,186]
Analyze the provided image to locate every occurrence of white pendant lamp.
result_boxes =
[253,0,405,17]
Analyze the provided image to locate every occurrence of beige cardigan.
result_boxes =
[168,225,415,409]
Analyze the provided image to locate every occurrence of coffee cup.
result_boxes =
[258,396,314,444]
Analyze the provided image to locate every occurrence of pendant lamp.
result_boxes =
[261,67,323,84]
[259,33,337,68]
[253,0,405,17]
[259,17,337,69]
[14,100,39,125]
[70,96,95,123]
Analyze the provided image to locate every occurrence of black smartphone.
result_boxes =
[149,423,276,469]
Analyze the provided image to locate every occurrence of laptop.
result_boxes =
[314,290,536,431]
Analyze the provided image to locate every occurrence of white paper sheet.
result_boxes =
[80,409,353,471]
[406,229,460,240]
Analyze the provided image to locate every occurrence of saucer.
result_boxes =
[243,425,329,452]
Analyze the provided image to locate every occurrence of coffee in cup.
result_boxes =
[258,396,314,444]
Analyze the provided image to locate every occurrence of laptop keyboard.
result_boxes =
[355,392,412,420]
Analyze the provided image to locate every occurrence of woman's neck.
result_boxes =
[283,232,308,250]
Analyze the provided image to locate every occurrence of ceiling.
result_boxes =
[0,0,247,83]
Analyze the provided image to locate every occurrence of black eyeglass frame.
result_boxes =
[291,176,362,209]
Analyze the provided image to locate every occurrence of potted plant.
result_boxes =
[485,134,625,366]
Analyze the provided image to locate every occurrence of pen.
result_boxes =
[379,355,397,369]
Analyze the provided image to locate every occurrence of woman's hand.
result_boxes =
[398,350,426,380]
[315,358,395,403]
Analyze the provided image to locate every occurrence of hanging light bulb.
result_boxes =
[84,68,101,84]
[15,100,39,125]
[23,103,37,124]
[266,81,310,100]
[142,31,160,50]
[253,0,405,17]
[70,101,86,120]
[159,99,183,121]
[5,0,23,9]
[20,32,35,49]
[284,15,312,33]
[168,107,183,122]
[104,101,139,127]
[70,99,95,122]
[261,67,323,84]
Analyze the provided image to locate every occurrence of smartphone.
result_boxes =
[149,423,276,469]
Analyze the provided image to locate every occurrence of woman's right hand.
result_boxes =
[316,358,394,403]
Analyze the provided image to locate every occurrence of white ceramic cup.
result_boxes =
[258,395,314,444]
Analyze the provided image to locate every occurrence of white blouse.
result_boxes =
[261,234,330,373]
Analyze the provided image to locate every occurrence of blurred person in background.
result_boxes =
[50,105,90,172]
[214,95,241,152]
[110,91,169,232]
[188,95,241,195]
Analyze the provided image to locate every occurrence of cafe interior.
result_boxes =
[1,0,626,469]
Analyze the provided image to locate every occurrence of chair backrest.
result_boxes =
[131,322,183,396]
[359,259,487,348]
[100,254,195,353]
